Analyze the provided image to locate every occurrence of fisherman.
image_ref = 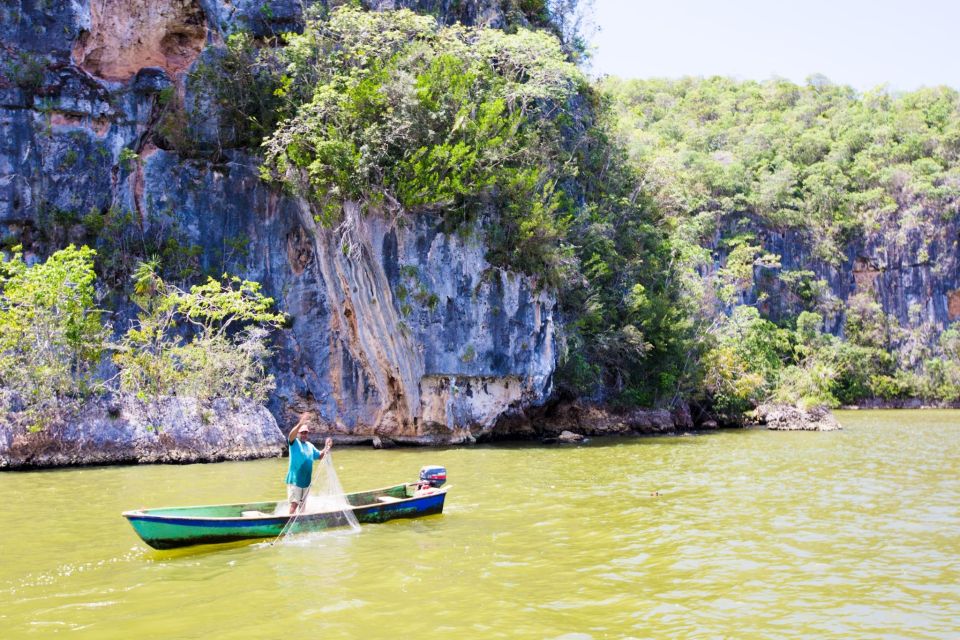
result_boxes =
[286,416,333,514]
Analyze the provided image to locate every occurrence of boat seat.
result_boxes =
[377,496,402,503]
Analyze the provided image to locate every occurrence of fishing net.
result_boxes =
[305,455,361,532]
[274,453,360,543]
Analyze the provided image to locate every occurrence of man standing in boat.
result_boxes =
[286,417,333,514]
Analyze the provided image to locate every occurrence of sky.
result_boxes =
[587,0,960,91]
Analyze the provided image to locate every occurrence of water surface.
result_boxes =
[1,410,958,638]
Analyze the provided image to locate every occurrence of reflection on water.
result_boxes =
[0,410,958,638]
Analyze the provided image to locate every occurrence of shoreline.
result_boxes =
[0,424,737,472]
[4,399,958,471]
[839,401,960,410]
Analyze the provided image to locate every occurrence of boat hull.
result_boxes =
[123,483,446,549]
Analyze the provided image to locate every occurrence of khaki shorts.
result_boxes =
[287,484,309,503]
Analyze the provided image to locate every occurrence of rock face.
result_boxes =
[0,1,557,446]
[2,0,947,455]
[0,397,284,469]
[713,215,960,351]
[556,430,584,443]
[72,0,207,81]
[491,400,697,441]
[755,403,842,432]
[131,150,556,442]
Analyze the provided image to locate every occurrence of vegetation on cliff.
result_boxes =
[5,3,959,429]
[114,262,286,404]
[185,6,683,406]
[601,77,960,414]
[0,248,286,430]
[602,76,960,263]
[173,6,960,415]
[0,246,106,428]
[190,7,583,285]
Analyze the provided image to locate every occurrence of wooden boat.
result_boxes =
[122,481,448,550]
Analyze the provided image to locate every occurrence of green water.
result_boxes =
[1,410,958,639]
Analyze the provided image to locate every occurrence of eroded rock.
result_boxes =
[0,396,284,469]
[755,403,842,432]
[557,430,584,443]
[503,400,695,439]
[73,0,207,82]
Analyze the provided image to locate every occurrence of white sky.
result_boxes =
[587,0,960,91]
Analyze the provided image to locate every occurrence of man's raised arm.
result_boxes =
[288,423,304,443]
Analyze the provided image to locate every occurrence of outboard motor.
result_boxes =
[419,465,447,488]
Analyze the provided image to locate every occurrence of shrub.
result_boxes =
[258,7,583,283]
[113,262,286,403]
[0,246,108,429]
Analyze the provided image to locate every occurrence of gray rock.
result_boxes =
[533,400,688,437]
[130,151,556,442]
[132,67,173,95]
[0,396,284,469]
[557,430,584,443]
[372,435,396,449]
[710,214,960,353]
[756,403,842,432]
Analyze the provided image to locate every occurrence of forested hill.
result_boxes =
[595,77,960,413]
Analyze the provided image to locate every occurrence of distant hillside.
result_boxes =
[599,76,960,411]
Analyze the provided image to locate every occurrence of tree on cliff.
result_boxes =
[113,261,287,404]
[188,6,682,407]
[250,7,584,286]
[601,76,960,412]
[0,246,108,429]
[0,245,288,429]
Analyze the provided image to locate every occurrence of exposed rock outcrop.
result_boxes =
[72,0,207,82]
[490,400,698,440]
[129,150,556,443]
[0,0,559,446]
[755,403,842,432]
[0,397,284,469]
[715,215,960,351]
[556,430,584,443]
[0,0,947,458]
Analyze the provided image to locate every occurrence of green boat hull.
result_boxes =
[123,482,447,549]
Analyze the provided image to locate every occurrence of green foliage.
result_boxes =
[168,8,958,412]
[3,51,46,93]
[187,31,288,150]
[394,264,439,316]
[177,7,678,404]
[700,306,794,414]
[715,237,780,304]
[0,246,108,429]
[844,293,896,350]
[602,77,960,265]
[549,88,690,404]
[592,74,960,411]
[256,7,583,284]
[696,299,960,413]
[113,263,287,403]
[119,148,139,171]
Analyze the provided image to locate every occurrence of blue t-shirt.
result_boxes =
[286,439,322,488]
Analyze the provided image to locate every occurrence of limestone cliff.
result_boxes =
[130,150,557,442]
[0,397,285,469]
[710,215,960,355]
[0,1,557,443]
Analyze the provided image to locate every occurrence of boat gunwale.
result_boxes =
[122,482,447,522]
